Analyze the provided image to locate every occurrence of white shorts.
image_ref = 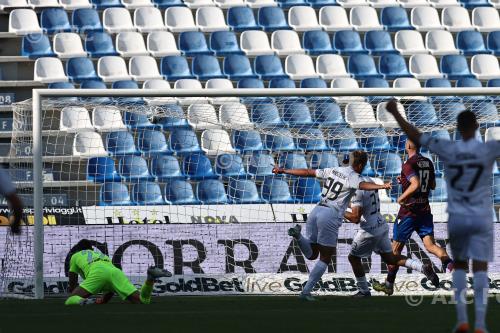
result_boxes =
[350,224,392,258]
[448,213,494,262]
[306,205,342,247]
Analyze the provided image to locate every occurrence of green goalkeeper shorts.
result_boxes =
[79,261,138,300]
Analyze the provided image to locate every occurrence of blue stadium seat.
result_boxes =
[210,31,243,56]
[379,54,411,80]
[390,134,406,153]
[278,152,308,169]
[66,57,98,82]
[169,128,202,155]
[363,78,390,102]
[328,127,360,152]
[293,178,321,203]
[258,7,290,31]
[22,34,55,58]
[261,177,294,203]
[91,0,122,8]
[303,30,334,55]
[440,55,474,80]
[362,160,376,177]
[431,177,448,201]
[72,9,103,32]
[164,180,200,205]
[282,102,313,127]
[150,155,183,180]
[457,31,488,55]
[123,111,158,130]
[119,155,153,181]
[100,183,131,206]
[112,80,143,104]
[153,0,184,8]
[197,179,228,204]
[364,31,397,55]
[238,77,265,88]
[183,153,217,180]
[406,101,439,126]
[309,151,339,169]
[300,78,327,88]
[333,31,366,55]
[85,32,117,58]
[470,101,499,125]
[79,80,111,103]
[227,179,262,203]
[269,78,296,88]
[254,55,287,80]
[132,182,165,205]
[487,31,500,55]
[192,55,224,80]
[456,78,486,102]
[106,131,139,156]
[437,101,466,122]
[232,130,264,152]
[311,101,345,128]
[277,0,309,7]
[87,157,121,182]
[488,78,500,87]
[459,0,490,8]
[223,55,258,80]
[41,8,71,34]
[179,32,212,56]
[247,152,274,177]
[250,103,284,127]
[215,154,246,178]
[161,56,194,80]
[307,0,336,7]
[264,129,300,151]
[348,54,381,80]
[380,7,413,31]
[136,130,171,156]
[157,104,189,129]
[359,128,393,152]
[373,152,402,177]
[425,78,458,102]
[227,7,260,31]
[296,128,328,151]
[494,177,500,203]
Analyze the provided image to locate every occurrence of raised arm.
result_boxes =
[359,181,392,191]
[385,100,422,145]
[272,167,317,177]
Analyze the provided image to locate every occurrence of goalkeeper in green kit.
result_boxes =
[65,239,171,305]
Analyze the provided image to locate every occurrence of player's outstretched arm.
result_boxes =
[359,181,391,191]
[272,167,316,177]
[385,100,422,144]
[344,206,362,224]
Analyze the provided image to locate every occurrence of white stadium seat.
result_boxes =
[92,106,127,132]
[174,79,207,104]
[271,30,304,56]
[427,0,459,8]
[142,79,176,105]
[9,9,42,34]
[196,7,229,32]
[442,7,472,32]
[53,33,87,59]
[350,6,383,31]
[285,54,318,80]
[59,0,91,9]
[134,7,165,32]
[187,104,220,130]
[316,54,350,80]
[337,0,367,7]
[376,101,407,128]
[116,32,148,57]
[490,0,500,8]
[472,7,500,32]
[73,132,107,157]
[245,0,276,7]
[485,127,500,142]
[97,56,132,82]
[411,7,442,31]
[409,54,443,79]
[395,30,428,55]
[345,102,379,128]
[425,30,460,55]
[219,103,253,129]
[201,129,236,156]
[184,0,214,8]
[393,78,427,101]
[165,7,197,32]
[34,57,68,83]
[0,0,28,11]
[103,8,135,33]
[205,78,239,104]
[241,30,273,56]
[331,78,365,102]
[29,0,59,7]
[319,6,351,31]
[129,55,162,81]
[471,54,500,80]
[121,0,152,8]
[147,31,180,57]
[60,106,94,132]
[214,0,245,7]
[288,6,321,31]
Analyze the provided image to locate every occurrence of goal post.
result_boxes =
[6,87,500,299]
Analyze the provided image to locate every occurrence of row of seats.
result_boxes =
[33,53,500,83]
[9,6,500,35]
[22,29,500,60]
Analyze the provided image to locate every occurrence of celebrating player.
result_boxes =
[344,176,439,297]
[0,167,23,234]
[65,239,172,305]
[373,136,453,296]
[385,100,500,333]
[273,150,391,300]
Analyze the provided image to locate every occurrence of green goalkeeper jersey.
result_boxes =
[69,250,112,279]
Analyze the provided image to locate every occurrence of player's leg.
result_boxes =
[288,206,321,260]
[348,230,376,297]
[380,251,439,287]
[301,244,335,300]
[125,266,172,304]
[65,286,93,305]
[472,260,489,333]
[383,216,414,290]
[418,213,453,271]
[65,267,107,305]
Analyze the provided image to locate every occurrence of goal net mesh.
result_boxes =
[1,91,499,297]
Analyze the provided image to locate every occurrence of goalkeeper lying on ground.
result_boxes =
[65,239,171,305]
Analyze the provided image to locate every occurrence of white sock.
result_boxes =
[297,234,313,259]
[356,276,369,293]
[404,258,424,273]
[473,271,489,330]
[302,260,328,295]
[453,269,468,325]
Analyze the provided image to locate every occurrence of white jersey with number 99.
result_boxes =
[315,166,362,214]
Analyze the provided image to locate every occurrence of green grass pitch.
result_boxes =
[0,296,499,333]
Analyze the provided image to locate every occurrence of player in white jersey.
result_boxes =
[273,151,392,300]
[386,100,500,333]
[0,167,23,234]
[344,176,439,297]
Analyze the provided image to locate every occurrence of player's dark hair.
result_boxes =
[457,110,478,133]
[350,150,368,169]
[73,239,93,252]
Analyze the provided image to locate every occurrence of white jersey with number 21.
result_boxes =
[315,166,362,214]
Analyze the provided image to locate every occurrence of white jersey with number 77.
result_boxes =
[315,166,362,214]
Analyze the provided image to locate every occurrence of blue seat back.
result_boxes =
[66,57,98,82]
[293,178,321,203]
[161,56,193,80]
[123,111,156,129]
[91,0,122,8]
[41,8,71,33]
[282,102,312,126]
[494,177,500,202]
[192,55,223,79]
[264,129,297,151]
[359,128,392,151]
[425,78,452,88]
[300,78,327,88]
[310,151,339,168]
[440,55,472,79]
[232,130,264,152]
[106,131,138,155]
[364,31,396,55]
[269,78,295,88]
[179,31,211,56]
[150,155,183,179]
[312,102,344,126]
[348,54,380,79]
[328,127,360,151]
[22,34,54,58]
[261,178,293,203]
[227,179,261,203]
[197,179,228,204]
[119,155,151,180]
[223,55,256,79]
[278,152,308,169]
[487,31,500,54]
[254,55,286,79]
[297,128,328,151]
[238,77,264,88]
[258,7,289,31]
[210,31,242,55]
[100,183,131,205]
[132,182,164,205]
[379,54,410,79]
[406,102,438,126]
[215,154,246,177]
[457,31,487,55]
[303,30,333,55]
[183,153,215,179]
[333,30,365,54]
[73,8,103,32]
[373,152,402,176]
[164,180,199,204]
[169,128,201,154]
[247,152,274,176]
[380,7,412,31]
[136,130,168,155]
[85,32,116,57]
[87,157,119,182]
[251,103,282,126]
[157,104,189,129]
[228,7,259,31]
[153,0,184,8]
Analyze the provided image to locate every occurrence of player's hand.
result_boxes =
[382,182,392,190]
[272,167,285,175]
[396,175,402,184]
[385,99,399,115]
